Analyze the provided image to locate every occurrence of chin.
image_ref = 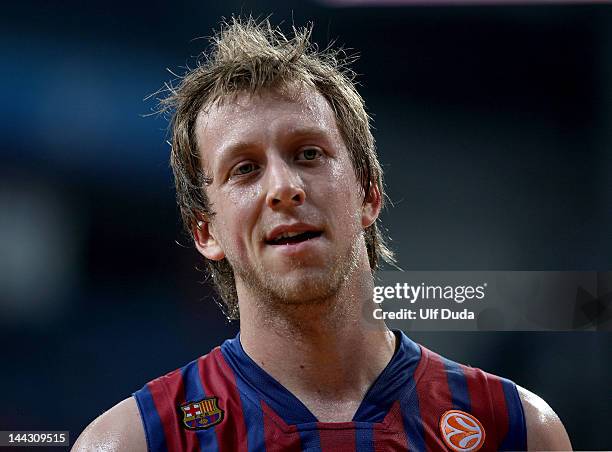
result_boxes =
[267,259,361,306]
[235,241,362,305]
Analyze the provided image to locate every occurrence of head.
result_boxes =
[163,17,394,319]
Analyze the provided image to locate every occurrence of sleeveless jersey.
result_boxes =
[133,331,526,451]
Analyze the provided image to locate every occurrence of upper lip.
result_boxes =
[265,223,323,242]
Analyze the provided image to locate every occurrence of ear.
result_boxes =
[193,218,225,261]
[362,182,382,228]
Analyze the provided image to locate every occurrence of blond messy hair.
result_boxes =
[161,17,395,320]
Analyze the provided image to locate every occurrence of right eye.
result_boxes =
[231,162,259,177]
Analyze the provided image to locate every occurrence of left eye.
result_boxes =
[298,148,321,161]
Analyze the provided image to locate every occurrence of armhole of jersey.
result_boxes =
[503,380,528,451]
[133,390,153,452]
[513,382,528,450]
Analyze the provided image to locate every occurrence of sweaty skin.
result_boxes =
[72,398,146,452]
[73,87,572,451]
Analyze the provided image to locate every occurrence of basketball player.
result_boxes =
[73,18,572,451]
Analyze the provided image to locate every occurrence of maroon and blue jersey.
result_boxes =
[133,331,526,451]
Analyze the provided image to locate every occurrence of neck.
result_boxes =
[237,263,396,422]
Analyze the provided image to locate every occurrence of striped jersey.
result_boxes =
[133,331,526,451]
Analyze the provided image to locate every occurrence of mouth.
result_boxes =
[265,230,323,246]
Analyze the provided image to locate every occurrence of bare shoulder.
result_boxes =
[517,385,572,451]
[71,397,147,452]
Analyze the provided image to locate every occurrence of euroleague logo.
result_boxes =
[439,410,486,452]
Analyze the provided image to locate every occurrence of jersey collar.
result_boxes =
[220,330,422,425]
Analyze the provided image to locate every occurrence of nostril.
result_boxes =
[266,185,306,209]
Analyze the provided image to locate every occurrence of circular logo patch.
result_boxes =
[439,410,485,452]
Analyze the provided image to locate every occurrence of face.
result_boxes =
[194,86,380,305]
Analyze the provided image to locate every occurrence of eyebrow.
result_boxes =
[283,126,332,141]
[217,140,257,160]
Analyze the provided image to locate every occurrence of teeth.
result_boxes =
[277,231,302,239]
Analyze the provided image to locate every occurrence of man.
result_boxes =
[74,18,572,451]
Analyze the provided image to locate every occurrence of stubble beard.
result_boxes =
[231,230,364,311]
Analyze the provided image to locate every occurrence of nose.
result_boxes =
[265,158,306,210]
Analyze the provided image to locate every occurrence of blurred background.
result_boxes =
[1,0,611,449]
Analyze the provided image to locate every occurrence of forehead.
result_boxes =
[194,86,342,170]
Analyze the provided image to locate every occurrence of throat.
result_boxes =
[298,397,363,423]
[248,330,398,422]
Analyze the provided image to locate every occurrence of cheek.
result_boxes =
[226,182,261,206]
[329,157,350,188]
[320,161,365,231]
[212,184,262,254]
[330,159,363,208]
[212,214,249,260]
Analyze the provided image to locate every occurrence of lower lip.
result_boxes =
[266,235,323,256]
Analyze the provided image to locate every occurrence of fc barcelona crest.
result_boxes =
[179,397,224,430]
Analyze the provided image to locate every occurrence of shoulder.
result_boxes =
[517,385,572,451]
[71,397,147,452]
[416,344,571,450]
